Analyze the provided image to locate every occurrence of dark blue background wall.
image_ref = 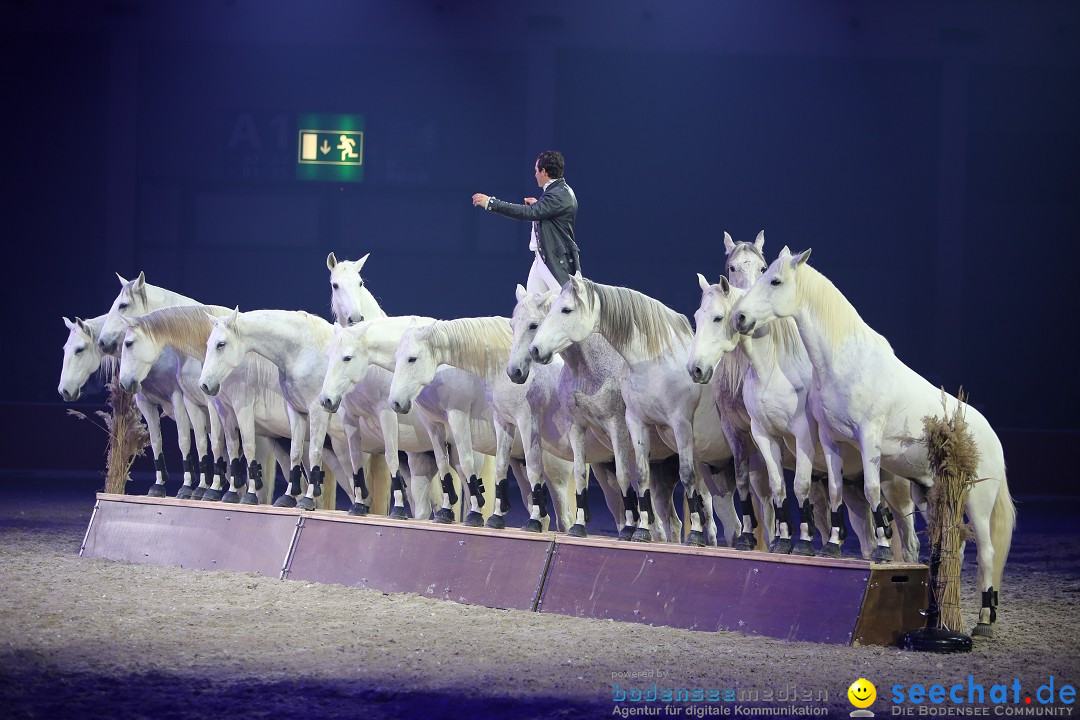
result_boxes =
[4,1,1078,434]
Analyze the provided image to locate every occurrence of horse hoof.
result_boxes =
[463,511,484,527]
[432,508,455,524]
[297,497,316,511]
[175,486,193,500]
[201,489,223,502]
[190,488,207,501]
[147,484,166,498]
[791,539,815,557]
[348,502,370,516]
[971,623,994,639]
[617,526,635,541]
[630,528,652,543]
[240,493,259,505]
[221,491,240,504]
[819,542,842,558]
[733,532,756,551]
[769,538,793,554]
[273,495,298,508]
[684,531,706,547]
[484,515,505,530]
[871,546,894,563]
[388,505,408,520]
[522,518,543,533]
[566,523,587,538]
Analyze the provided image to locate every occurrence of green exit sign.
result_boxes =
[296,113,365,182]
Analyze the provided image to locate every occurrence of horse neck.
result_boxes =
[146,284,200,311]
[559,332,619,379]
[240,311,325,367]
[357,287,388,320]
[790,267,877,374]
[362,317,433,372]
[430,318,511,384]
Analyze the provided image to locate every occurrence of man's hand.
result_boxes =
[524,197,537,206]
[472,193,491,208]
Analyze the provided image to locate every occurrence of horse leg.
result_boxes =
[565,422,591,536]
[135,393,167,497]
[747,452,774,550]
[342,414,370,515]
[443,409,481,525]
[881,472,919,562]
[170,394,197,499]
[722,421,758,550]
[220,409,245,504]
[751,419,791,554]
[183,400,212,500]
[647,457,679,543]
[701,461,736,547]
[297,405,335,511]
[542,452,575,534]
[605,418,639,541]
[624,416,652,542]
[858,431,893,562]
[205,402,229,501]
[670,417,707,548]
[403,451,435,520]
[817,426,849,558]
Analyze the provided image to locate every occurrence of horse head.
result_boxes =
[724,231,768,290]
[388,325,436,415]
[530,273,596,365]
[328,251,380,326]
[734,247,811,335]
[99,271,147,353]
[507,284,556,384]
[688,274,743,384]
[199,307,242,396]
[59,316,106,401]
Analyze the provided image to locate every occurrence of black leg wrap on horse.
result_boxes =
[741,492,758,529]
[831,507,847,542]
[873,502,894,539]
[774,501,790,535]
[982,588,998,623]
[309,466,324,498]
[576,490,590,523]
[182,455,195,477]
[801,499,815,539]
[531,483,548,518]
[495,478,510,513]
[154,453,168,481]
[289,465,303,495]
[230,457,245,489]
[467,475,485,509]
[215,457,228,484]
[353,468,368,500]
[623,486,640,523]
[441,473,458,505]
[201,454,215,485]
[248,460,263,490]
[687,491,704,525]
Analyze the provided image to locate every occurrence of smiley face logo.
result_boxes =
[848,678,877,709]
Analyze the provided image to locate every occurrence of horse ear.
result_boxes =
[327,252,338,270]
[356,253,370,271]
[793,248,812,267]
[133,271,146,290]
[203,311,219,325]
[723,232,735,255]
[754,231,765,250]
[515,284,527,303]
[115,272,128,285]
[63,316,76,330]
[697,273,710,292]
[120,315,138,329]
[229,306,240,324]
[718,276,731,295]
[779,245,792,259]
[569,273,585,294]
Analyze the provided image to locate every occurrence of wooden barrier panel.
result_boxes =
[286,512,554,611]
[80,494,299,578]
[537,534,927,645]
[79,494,927,645]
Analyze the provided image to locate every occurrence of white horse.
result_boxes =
[529,274,736,546]
[318,317,448,519]
[59,315,201,496]
[720,235,922,561]
[388,317,577,531]
[733,247,1016,635]
[506,286,684,540]
[97,272,223,495]
[327,252,386,327]
[199,308,357,510]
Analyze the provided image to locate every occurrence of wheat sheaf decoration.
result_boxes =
[922,388,981,633]
[67,376,150,494]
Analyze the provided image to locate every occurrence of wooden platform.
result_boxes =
[81,493,927,646]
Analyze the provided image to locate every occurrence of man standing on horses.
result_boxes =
[472,150,581,293]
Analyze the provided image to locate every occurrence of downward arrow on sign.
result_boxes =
[320,140,331,155]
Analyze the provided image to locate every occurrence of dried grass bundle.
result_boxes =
[67,377,149,494]
[922,388,980,632]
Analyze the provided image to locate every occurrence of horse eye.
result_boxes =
[358,279,365,287]
[118,303,128,310]
[74,347,84,355]
[343,355,352,362]
[332,282,339,290]
[560,307,572,314]
[728,265,735,272]
[124,339,133,348]
[770,278,782,286]
[759,266,766,274]
[713,316,723,323]
[528,322,538,331]
[216,341,226,349]
[407,356,417,364]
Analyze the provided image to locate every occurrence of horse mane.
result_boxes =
[136,305,232,359]
[419,317,513,378]
[587,280,693,359]
[796,264,892,353]
[294,311,335,350]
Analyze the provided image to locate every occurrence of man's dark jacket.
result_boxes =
[488,177,581,287]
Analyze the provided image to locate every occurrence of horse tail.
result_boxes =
[989,472,1016,592]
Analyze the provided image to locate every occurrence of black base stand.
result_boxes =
[898,626,972,653]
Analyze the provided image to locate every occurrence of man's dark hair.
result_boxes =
[536,150,565,179]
